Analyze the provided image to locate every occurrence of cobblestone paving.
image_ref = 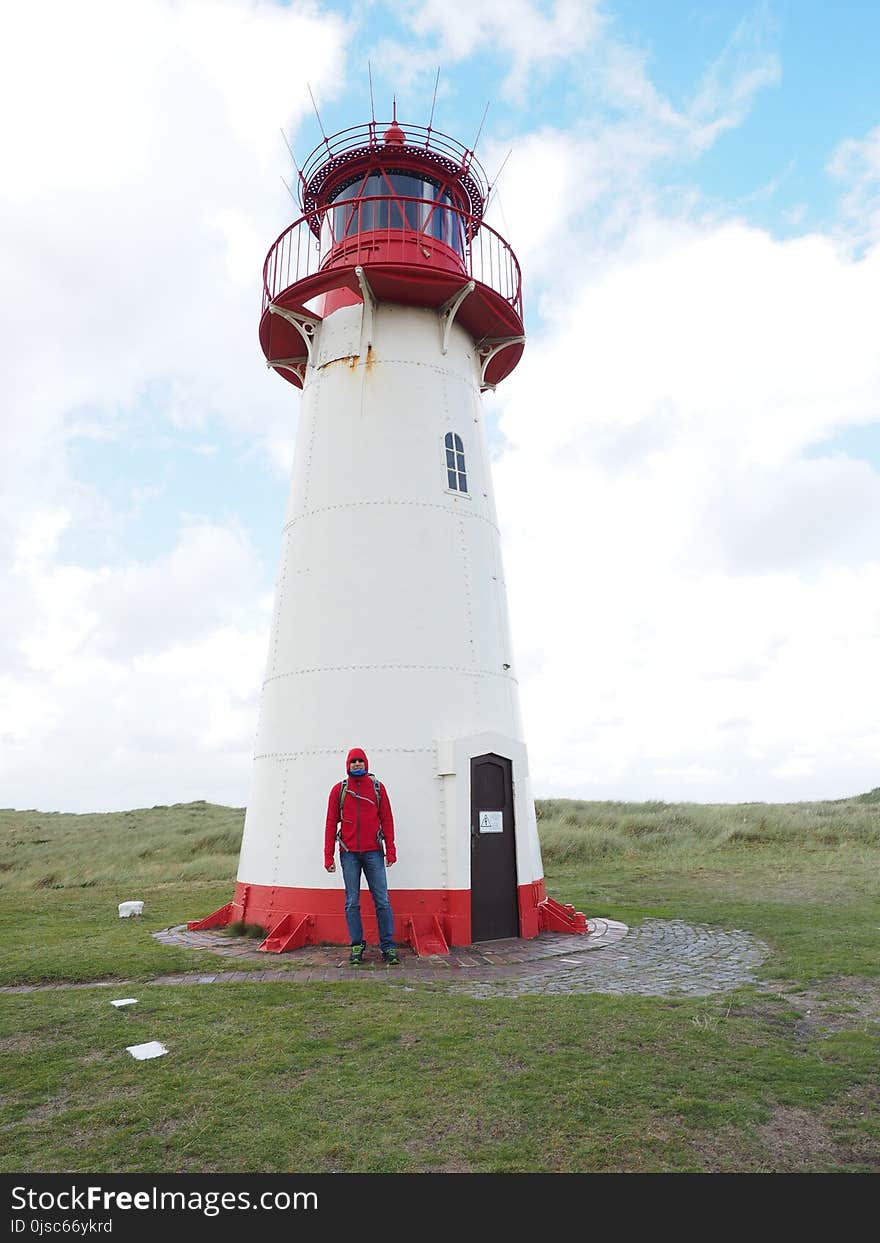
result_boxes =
[150,917,767,996]
[1,918,768,999]
[448,920,768,998]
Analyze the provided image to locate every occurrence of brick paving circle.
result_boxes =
[145,916,768,998]
[448,920,768,998]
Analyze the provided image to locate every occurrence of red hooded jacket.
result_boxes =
[324,747,396,867]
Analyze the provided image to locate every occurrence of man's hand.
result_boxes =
[325,863,336,872]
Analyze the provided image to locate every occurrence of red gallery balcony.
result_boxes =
[259,194,525,390]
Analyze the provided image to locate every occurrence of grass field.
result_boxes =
[1,793,878,1173]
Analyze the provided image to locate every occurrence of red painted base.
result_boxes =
[188,879,588,955]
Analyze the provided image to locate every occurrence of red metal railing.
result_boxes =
[299,121,489,196]
[262,195,522,320]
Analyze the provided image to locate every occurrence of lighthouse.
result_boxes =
[190,113,587,953]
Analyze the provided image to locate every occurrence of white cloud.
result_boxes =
[0,0,346,810]
[493,217,880,801]
[686,12,781,150]
[0,0,347,196]
[0,0,345,520]
[1,515,269,811]
[480,14,782,293]
[502,221,880,466]
[210,208,269,286]
[377,0,603,99]
[592,26,777,154]
[828,124,880,245]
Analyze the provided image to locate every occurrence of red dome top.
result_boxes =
[299,119,488,228]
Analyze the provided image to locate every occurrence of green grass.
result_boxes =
[1,794,878,1172]
[2,984,876,1173]
[0,799,243,890]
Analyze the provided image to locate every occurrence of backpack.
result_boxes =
[336,774,385,851]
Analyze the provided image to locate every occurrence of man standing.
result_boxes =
[324,747,400,965]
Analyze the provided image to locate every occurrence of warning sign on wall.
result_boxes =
[478,810,503,833]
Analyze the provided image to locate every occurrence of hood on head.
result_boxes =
[346,747,369,773]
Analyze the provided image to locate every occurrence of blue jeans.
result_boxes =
[340,850,396,952]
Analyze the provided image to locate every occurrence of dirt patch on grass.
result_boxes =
[691,1081,880,1172]
[0,1032,45,1053]
[147,1115,191,1138]
[757,1105,847,1171]
[757,1084,880,1172]
[726,999,797,1040]
[1,1093,75,1129]
[404,1149,475,1172]
[760,975,880,1039]
[822,1082,880,1169]
[79,1050,112,1065]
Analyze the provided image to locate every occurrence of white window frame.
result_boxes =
[442,431,470,497]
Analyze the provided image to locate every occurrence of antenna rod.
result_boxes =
[280,126,307,196]
[427,66,440,135]
[485,148,513,211]
[280,127,302,177]
[280,174,298,205]
[470,100,490,157]
[307,82,330,149]
[368,61,376,126]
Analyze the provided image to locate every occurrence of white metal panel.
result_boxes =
[239,749,445,890]
[255,668,484,756]
[313,304,361,368]
[239,298,544,897]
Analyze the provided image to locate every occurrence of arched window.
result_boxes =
[445,432,467,493]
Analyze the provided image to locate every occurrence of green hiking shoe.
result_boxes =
[382,948,401,966]
[349,941,366,965]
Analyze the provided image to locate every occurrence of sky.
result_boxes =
[1,0,879,813]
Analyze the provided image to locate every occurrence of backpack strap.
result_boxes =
[371,775,384,848]
[336,775,384,846]
[336,778,348,845]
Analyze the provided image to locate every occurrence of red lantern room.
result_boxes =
[259,113,525,391]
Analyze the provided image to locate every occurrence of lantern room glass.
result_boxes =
[324,172,466,256]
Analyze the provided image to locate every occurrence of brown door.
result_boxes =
[470,753,519,942]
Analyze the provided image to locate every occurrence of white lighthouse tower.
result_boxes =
[190,113,586,953]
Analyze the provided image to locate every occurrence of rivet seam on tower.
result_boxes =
[274,766,288,884]
[270,541,290,676]
[282,501,500,536]
[254,746,433,761]
[301,380,320,511]
[261,663,518,684]
[337,357,472,382]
